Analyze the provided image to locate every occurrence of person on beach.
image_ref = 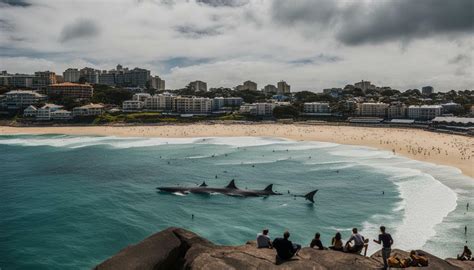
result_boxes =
[329,232,344,252]
[273,231,301,260]
[256,229,272,249]
[345,228,366,254]
[310,232,325,250]
[373,226,393,270]
[457,246,472,261]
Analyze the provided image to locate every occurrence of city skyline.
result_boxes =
[0,0,473,92]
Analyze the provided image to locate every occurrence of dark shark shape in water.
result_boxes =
[157,180,318,203]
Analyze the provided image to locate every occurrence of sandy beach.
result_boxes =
[1,124,473,178]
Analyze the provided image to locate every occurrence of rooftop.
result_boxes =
[49,82,92,87]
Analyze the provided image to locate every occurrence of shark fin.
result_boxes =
[304,189,318,203]
[263,184,274,192]
[226,179,238,189]
[200,181,208,187]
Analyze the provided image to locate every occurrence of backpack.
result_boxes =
[387,256,403,268]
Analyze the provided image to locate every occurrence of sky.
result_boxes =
[0,0,473,92]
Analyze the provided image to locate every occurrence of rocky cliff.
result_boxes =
[94,227,474,270]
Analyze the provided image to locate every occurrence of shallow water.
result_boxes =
[0,135,472,269]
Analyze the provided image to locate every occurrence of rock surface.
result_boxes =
[95,227,473,270]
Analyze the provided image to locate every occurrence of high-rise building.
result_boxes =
[11,74,34,88]
[263,84,277,93]
[80,67,100,84]
[149,76,166,90]
[189,80,207,92]
[242,80,257,91]
[277,81,290,94]
[354,80,376,93]
[33,71,57,88]
[123,68,150,88]
[422,86,434,96]
[63,68,81,82]
[98,71,116,86]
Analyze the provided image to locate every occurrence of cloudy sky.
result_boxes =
[0,0,472,91]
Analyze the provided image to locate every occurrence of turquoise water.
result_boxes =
[0,135,472,269]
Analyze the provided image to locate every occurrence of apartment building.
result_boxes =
[3,90,47,110]
[407,105,442,120]
[359,102,389,117]
[122,100,145,112]
[144,94,174,111]
[72,103,104,117]
[173,96,212,114]
[303,102,330,114]
[45,83,94,99]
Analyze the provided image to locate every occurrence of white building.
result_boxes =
[36,104,64,121]
[212,97,243,111]
[72,103,105,117]
[3,90,47,110]
[408,105,442,120]
[173,96,212,114]
[359,102,389,117]
[387,102,407,119]
[132,93,152,102]
[122,100,145,112]
[144,94,174,111]
[50,109,72,120]
[303,102,330,114]
[63,68,81,82]
[23,105,38,117]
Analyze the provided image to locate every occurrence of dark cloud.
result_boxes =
[174,25,221,38]
[338,0,474,45]
[271,0,474,45]
[59,19,100,43]
[288,54,342,65]
[0,0,31,7]
[156,57,213,72]
[196,0,248,7]
[272,0,338,25]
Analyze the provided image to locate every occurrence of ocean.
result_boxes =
[0,134,472,269]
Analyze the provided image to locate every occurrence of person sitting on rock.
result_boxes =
[273,231,301,260]
[329,232,344,252]
[345,228,366,254]
[310,232,325,250]
[256,229,272,249]
[457,246,472,261]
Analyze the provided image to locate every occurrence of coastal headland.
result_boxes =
[1,123,473,178]
[94,227,474,270]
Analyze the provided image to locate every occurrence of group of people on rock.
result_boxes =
[256,226,394,269]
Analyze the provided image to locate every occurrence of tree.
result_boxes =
[272,105,299,119]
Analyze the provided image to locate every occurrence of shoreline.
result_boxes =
[1,123,473,178]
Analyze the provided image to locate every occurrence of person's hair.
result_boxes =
[410,250,416,256]
[380,226,386,233]
[263,229,269,235]
[284,231,290,239]
[315,232,320,239]
[465,246,469,250]
[352,228,358,234]
[335,232,341,240]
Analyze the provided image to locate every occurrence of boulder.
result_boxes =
[95,228,472,270]
[370,249,470,270]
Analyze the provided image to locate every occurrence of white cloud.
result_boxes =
[0,0,472,91]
